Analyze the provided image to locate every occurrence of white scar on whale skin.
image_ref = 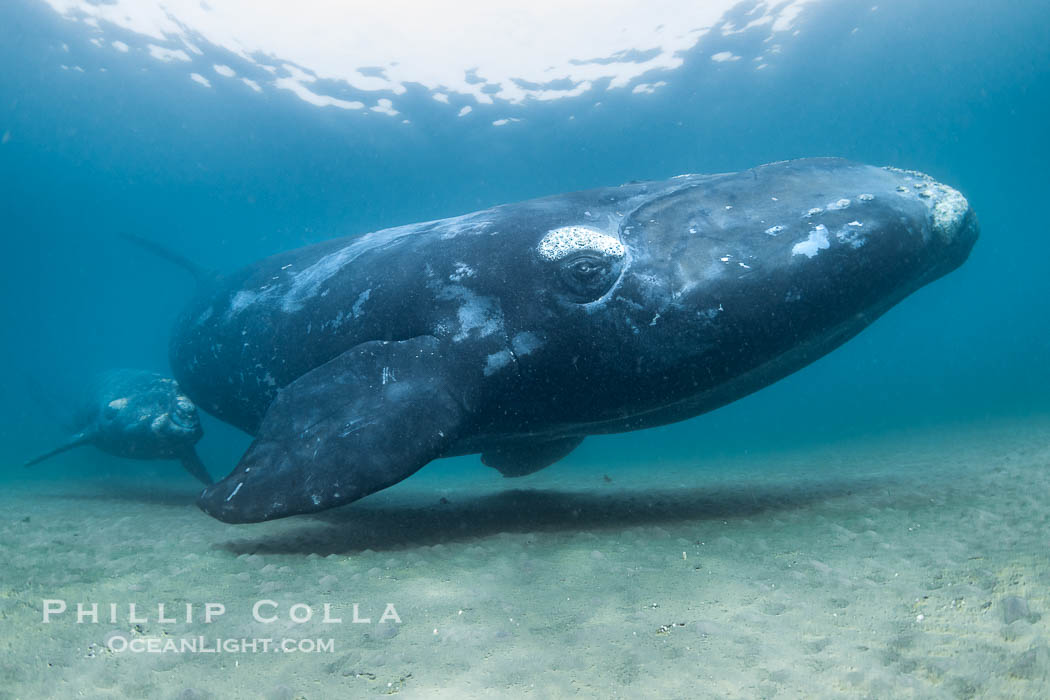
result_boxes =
[883,166,971,243]
[225,213,501,319]
[511,332,543,356]
[791,224,830,258]
[436,284,504,343]
[538,226,625,261]
[484,350,513,376]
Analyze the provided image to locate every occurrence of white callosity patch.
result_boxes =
[825,198,850,211]
[107,398,129,411]
[538,226,625,261]
[42,0,822,112]
[883,167,970,243]
[150,413,171,432]
[929,186,970,243]
[764,225,785,236]
[792,224,831,258]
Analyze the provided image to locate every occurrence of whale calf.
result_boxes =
[167,158,977,522]
[25,369,213,485]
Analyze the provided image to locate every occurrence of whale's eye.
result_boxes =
[538,226,626,303]
[570,257,601,278]
[559,252,622,302]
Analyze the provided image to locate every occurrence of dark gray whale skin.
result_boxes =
[175,158,978,523]
[24,369,212,484]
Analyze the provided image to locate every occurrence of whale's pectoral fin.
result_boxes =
[178,449,214,486]
[481,436,583,477]
[23,432,92,468]
[198,336,463,523]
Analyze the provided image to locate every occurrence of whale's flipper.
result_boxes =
[198,336,464,523]
[482,437,583,477]
[179,449,214,485]
[23,432,92,467]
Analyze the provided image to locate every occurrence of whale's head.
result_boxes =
[516,158,978,429]
[98,378,203,456]
[155,391,203,440]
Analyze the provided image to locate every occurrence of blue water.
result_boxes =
[2,0,1048,480]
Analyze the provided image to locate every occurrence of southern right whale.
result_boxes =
[149,158,977,522]
[25,369,212,485]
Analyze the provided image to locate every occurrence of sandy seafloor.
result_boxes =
[2,415,1049,699]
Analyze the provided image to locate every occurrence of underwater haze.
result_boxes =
[2,0,1049,697]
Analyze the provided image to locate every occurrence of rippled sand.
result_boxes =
[2,416,1048,699]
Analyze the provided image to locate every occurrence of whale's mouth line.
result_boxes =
[546,281,919,440]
